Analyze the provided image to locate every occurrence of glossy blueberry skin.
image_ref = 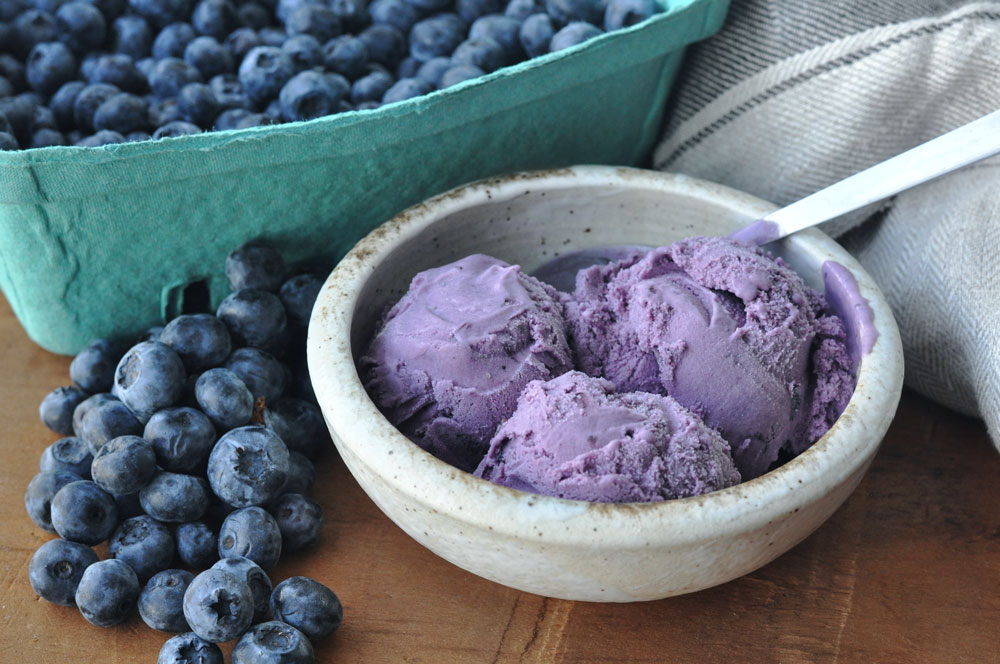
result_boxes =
[74,396,143,457]
[349,68,392,104]
[279,70,341,121]
[149,56,203,98]
[184,35,233,79]
[153,119,201,138]
[357,23,405,67]
[195,368,254,430]
[208,426,290,508]
[440,63,483,88]
[112,341,186,423]
[152,22,197,59]
[192,0,237,40]
[160,313,232,373]
[129,0,194,29]
[25,470,84,532]
[267,493,323,552]
[139,569,195,632]
[183,568,254,643]
[468,14,524,61]
[285,4,340,42]
[283,451,315,496]
[51,480,118,545]
[270,576,342,640]
[25,41,76,95]
[233,621,315,664]
[217,289,287,351]
[56,2,107,53]
[76,129,127,146]
[409,13,466,62]
[519,13,553,57]
[381,75,430,103]
[40,437,93,478]
[93,91,149,133]
[452,37,506,72]
[367,0,418,34]
[29,537,99,606]
[549,20,602,51]
[91,434,157,494]
[75,558,140,627]
[112,14,154,58]
[72,393,115,438]
[109,514,176,581]
[49,79,86,130]
[72,82,121,132]
[39,385,89,436]
[544,0,603,24]
[212,556,271,622]
[140,470,211,522]
[144,406,217,473]
[278,273,323,328]
[177,81,220,127]
[506,0,545,19]
[70,338,120,393]
[265,397,327,459]
[159,632,224,664]
[218,506,283,570]
[89,53,148,93]
[176,521,219,569]
[238,45,294,104]
[225,241,287,293]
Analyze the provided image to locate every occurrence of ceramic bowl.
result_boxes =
[307,166,904,602]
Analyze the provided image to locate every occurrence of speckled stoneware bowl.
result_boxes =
[307,166,904,602]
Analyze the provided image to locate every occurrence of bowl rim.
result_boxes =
[307,165,904,548]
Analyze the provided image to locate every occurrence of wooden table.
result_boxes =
[1,292,998,663]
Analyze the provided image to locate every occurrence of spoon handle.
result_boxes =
[732,108,1000,244]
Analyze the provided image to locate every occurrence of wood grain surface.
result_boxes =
[1,291,998,664]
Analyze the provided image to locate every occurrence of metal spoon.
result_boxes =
[730,108,1000,245]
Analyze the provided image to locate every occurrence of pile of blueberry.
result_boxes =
[0,0,660,150]
[26,240,340,663]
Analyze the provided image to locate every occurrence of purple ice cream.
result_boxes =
[563,236,854,479]
[474,371,741,502]
[361,254,574,472]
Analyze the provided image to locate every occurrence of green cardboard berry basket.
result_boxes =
[0,0,729,355]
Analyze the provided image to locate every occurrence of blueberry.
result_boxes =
[195,368,254,430]
[159,633,224,664]
[140,569,195,632]
[457,0,503,24]
[13,10,58,59]
[258,26,286,47]
[93,91,149,133]
[409,13,466,62]
[138,325,166,343]
[153,22,196,59]
[82,0,128,19]
[192,0,237,40]
[184,35,233,79]
[125,129,150,141]
[238,45,294,104]
[395,55,420,79]
[214,106,251,129]
[519,13,553,57]
[439,63,483,87]
[144,406,217,472]
[367,0,418,34]
[56,2,106,53]
[0,54,26,91]
[505,0,545,20]
[414,55,450,87]
[208,426,290,508]
[79,396,142,455]
[72,391,116,438]
[141,470,211,522]
[544,0,603,25]
[177,81,220,127]
[223,348,287,403]
[403,0,451,11]
[267,493,322,552]
[91,434,157,494]
[236,3,269,30]
[279,69,340,121]
[321,35,367,80]
[25,41,76,94]
[77,128,126,146]
[152,119,202,138]
[113,490,145,519]
[285,3,340,42]
[218,506,282,570]
[183,568,254,643]
[32,100,57,130]
[283,451,315,495]
[211,556,271,622]
[281,33,323,72]
[0,75,14,98]
[49,79,84,129]
[40,437,94,477]
[108,514,176,581]
[549,20,602,50]
[40,385,89,435]
[71,340,121,393]
[217,289,287,350]
[226,27,260,61]
[75,558,140,627]
[128,0,193,29]
[24,470,84,532]
[0,93,34,144]
[159,314,232,373]
[0,1,20,22]
[275,0,309,23]
[357,24,405,67]
[149,57,203,98]
[468,14,523,62]
[604,0,656,29]
[51,479,118,545]
[89,53,147,93]
[112,341,186,423]
[176,521,219,569]
[265,397,327,459]
[232,621,314,664]
[278,273,322,328]
[269,576,342,640]
[451,37,506,72]
[111,14,153,58]
[0,130,19,150]
[149,96,183,126]
[28,538,99,606]
[349,68,392,104]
